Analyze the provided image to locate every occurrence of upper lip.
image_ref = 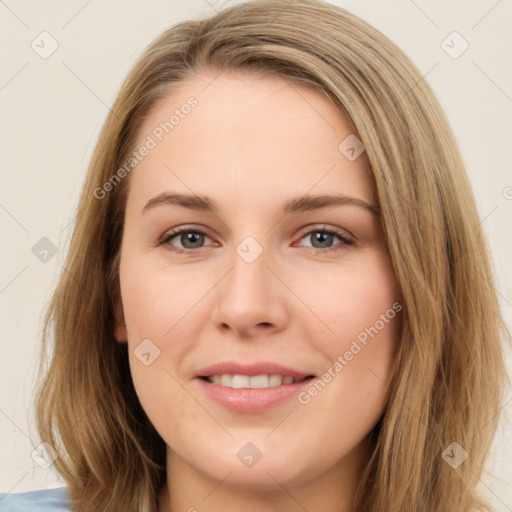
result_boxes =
[196,361,315,378]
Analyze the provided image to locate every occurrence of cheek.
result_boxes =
[119,260,212,424]
[128,357,204,455]
[120,258,209,340]
[295,252,401,420]
[294,251,400,346]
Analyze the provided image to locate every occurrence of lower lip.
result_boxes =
[196,377,315,413]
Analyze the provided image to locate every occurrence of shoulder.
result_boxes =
[0,487,71,511]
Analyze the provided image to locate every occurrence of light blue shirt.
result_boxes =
[0,488,71,511]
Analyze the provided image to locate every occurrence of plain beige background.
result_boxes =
[1,0,511,509]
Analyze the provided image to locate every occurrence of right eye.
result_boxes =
[158,227,217,254]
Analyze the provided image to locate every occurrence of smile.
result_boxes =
[201,374,313,388]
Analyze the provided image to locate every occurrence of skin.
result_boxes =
[114,70,402,512]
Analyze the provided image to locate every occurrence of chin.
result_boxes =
[183,441,318,490]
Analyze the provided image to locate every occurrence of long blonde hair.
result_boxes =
[33,1,508,510]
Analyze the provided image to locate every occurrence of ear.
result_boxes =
[113,298,128,343]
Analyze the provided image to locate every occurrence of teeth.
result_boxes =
[268,374,283,387]
[232,375,250,388]
[249,375,269,388]
[220,374,232,387]
[205,374,307,389]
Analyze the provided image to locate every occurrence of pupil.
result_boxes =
[313,232,333,248]
[182,232,203,248]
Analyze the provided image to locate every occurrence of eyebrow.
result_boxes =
[142,192,379,216]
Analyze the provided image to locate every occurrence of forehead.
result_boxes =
[127,70,372,209]
[138,69,355,143]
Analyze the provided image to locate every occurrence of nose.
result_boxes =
[210,242,289,338]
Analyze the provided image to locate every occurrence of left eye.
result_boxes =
[159,227,353,254]
[297,228,352,251]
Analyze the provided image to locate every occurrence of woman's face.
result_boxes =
[114,70,402,501]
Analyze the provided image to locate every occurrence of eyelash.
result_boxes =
[157,225,354,255]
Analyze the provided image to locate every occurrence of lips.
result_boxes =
[193,361,317,412]
[195,361,316,413]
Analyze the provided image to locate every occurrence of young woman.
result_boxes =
[1,0,507,511]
